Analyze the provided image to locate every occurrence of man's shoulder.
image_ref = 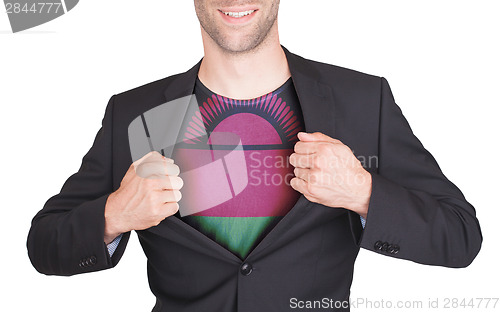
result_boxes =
[113,72,182,102]
[289,48,381,92]
[293,51,381,85]
[103,69,195,128]
[109,68,194,122]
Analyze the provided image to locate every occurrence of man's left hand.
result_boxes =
[289,132,372,219]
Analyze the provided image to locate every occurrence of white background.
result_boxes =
[1,1,499,311]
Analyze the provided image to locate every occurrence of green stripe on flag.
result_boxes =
[183,216,282,259]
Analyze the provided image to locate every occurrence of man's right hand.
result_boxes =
[103,151,183,244]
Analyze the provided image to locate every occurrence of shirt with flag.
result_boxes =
[172,76,305,259]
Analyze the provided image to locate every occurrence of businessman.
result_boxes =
[27,1,482,311]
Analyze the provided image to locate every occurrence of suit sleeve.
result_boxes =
[351,77,482,268]
[27,95,130,276]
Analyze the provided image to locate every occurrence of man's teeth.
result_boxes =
[222,10,255,18]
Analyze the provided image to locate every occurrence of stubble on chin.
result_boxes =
[195,1,280,55]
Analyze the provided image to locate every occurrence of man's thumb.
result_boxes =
[297,132,339,143]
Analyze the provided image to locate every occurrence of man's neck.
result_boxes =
[197,30,291,100]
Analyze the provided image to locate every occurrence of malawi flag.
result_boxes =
[172,77,304,259]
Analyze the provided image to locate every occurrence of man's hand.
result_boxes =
[289,132,371,219]
[103,151,184,244]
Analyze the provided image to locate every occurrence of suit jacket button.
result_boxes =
[374,241,383,250]
[80,258,88,267]
[387,244,395,254]
[393,245,400,254]
[240,263,253,276]
[89,256,97,265]
[381,242,389,252]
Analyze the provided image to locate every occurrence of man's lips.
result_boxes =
[218,8,258,24]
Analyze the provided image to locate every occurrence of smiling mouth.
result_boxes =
[219,9,257,18]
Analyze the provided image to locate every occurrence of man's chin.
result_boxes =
[215,36,266,55]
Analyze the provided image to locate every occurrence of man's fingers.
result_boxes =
[290,177,314,196]
[294,141,316,154]
[158,189,182,203]
[164,158,174,164]
[290,176,306,192]
[294,140,340,154]
[294,167,324,186]
[136,161,180,178]
[161,202,180,217]
[297,131,342,144]
[289,153,316,168]
[293,167,309,181]
[165,162,180,176]
[160,176,184,190]
[134,151,160,166]
[290,177,320,203]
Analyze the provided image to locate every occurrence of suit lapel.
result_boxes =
[282,45,336,137]
[157,46,338,261]
[163,59,201,102]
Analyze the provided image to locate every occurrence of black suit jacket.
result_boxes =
[27,46,482,311]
